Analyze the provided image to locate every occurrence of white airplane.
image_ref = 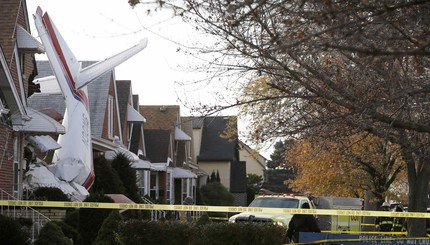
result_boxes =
[31,7,147,194]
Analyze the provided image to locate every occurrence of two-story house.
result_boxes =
[0,0,65,199]
[139,105,197,204]
[184,116,267,206]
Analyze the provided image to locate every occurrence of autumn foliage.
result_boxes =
[286,134,406,204]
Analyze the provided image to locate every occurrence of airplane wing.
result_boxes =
[76,39,148,89]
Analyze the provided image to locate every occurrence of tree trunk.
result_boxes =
[406,154,430,237]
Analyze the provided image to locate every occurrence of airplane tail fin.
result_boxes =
[34,7,148,92]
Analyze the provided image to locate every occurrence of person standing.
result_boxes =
[392,205,406,233]
[179,196,194,222]
[286,202,321,243]
[375,202,393,232]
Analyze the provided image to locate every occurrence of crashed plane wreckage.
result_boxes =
[24,7,147,200]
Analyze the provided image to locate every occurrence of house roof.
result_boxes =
[144,129,171,163]
[139,105,180,130]
[28,60,113,137]
[26,135,62,152]
[198,116,237,161]
[127,104,146,123]
[175,126,191,141]
[12,107,65,134]
[129,94,143,154]
[16,25,44,53]
[116,80,131,126]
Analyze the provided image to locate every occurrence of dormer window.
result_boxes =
[108,95,114,138]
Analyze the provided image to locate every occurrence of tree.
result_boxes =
[287,134,407,204]
[130,0,429,236]
[246,173,263,205]
[92,156,127,195]
[216,170,221,182]
[267,140,296,170]
[266,141,285,169]
[111,153,142,203]
[199,182,234,206]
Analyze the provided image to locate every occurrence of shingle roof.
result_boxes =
[116,80,131,127]
[139,105,179,130]
[144,129,171,163]
[197,116,238,161]
[28,60,113,137]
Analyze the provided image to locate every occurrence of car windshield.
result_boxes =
[249,197,300,208]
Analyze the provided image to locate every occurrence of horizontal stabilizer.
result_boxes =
[76,38,148,89]
[33,75,61,93]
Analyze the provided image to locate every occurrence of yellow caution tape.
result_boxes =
[291,236,430,245]
[322,230,407,235]
[0,200,429,219]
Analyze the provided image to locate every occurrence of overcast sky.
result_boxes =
[26,1,274,158]
[27,0,199,110]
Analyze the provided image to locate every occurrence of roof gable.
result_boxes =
[144,129,171,163]
[139,105,179,130]
[198,116,238,161]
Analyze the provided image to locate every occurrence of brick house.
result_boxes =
[139,105,197,204]
[0,0,65,198]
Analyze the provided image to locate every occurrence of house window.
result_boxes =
[107,96,114,138]
[166,172,171,203]
[150,173,158,200]
[182,179,187,201]
[136,170,145,197]
[13,137,20,199]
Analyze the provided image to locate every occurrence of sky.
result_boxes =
[27,0,199,111]
[26,1,274,158]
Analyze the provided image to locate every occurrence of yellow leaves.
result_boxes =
[286,134,405,198]
[220,116,238,142]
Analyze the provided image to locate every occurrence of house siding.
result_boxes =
[239,150,265,178]
[198,161,231,190]
[101,76,120,141]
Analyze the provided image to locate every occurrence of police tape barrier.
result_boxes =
[293,236,430,245]
[1,200,429,219]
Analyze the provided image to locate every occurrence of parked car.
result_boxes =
[228,193,314,228]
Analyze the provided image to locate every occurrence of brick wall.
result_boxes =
[1,208,66,222]
[0,128,14,194]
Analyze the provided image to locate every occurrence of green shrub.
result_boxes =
[199,182,234,206]
[93,210,123,245]
[64,193,114,245]
[111,153,142,203]
[117,220,195,245]
[92,156,126,195]
[52,221,82,245]
[34,221,72,245]
[0,214,30,245]
[116,219,286,245]
[31,187,70,201]
[196,222,286,245]
[195,212,212,226]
